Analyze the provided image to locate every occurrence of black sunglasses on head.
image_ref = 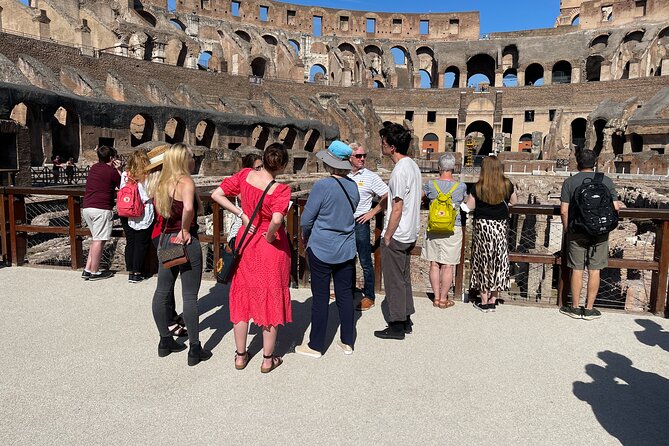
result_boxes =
[353,154,367,159]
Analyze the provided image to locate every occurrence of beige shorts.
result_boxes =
[82,208,113,241]
[421,228,463,265]
[566,232,609,270]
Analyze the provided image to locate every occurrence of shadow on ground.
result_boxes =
[634,319,669,352]
[573,350,669,445]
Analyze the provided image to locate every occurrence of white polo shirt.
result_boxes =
[348,168,389,218]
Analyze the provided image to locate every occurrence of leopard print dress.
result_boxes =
[469,218,510,292]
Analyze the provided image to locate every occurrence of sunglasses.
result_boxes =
[353,154,367,159]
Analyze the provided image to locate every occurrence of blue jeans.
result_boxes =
[354,222,375,300]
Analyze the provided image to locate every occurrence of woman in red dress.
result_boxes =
[211,143,291,373]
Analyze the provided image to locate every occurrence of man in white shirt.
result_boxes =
[348,143,388,311]
[374,122,422,340]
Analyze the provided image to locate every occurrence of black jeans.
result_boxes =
[152,236,184,329]
[354,222,375,299]
[381,238,416,323]
[121,218,152,273]
[307,248,355,352]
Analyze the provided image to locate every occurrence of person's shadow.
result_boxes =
[199,282,233,352]
[634,319,669,352]
[573,350,669,445]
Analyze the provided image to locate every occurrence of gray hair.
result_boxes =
[348,142,361,151]
[438,153,456,172]
[324,163,351,177]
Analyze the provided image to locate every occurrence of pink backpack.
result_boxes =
[117,177,144,218]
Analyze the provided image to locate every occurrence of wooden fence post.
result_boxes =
[8,191,27,266]
[650,220,669,317]
[67,196,84,269]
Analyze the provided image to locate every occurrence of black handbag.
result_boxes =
[216,180,275,284]
[157,182,189,269]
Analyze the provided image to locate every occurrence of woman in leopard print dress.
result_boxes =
[464,156,518,312]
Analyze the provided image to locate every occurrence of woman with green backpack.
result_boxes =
[421,153,468,309]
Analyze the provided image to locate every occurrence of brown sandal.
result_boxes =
[260,354,283,374]
[438,299,456,309]
[235,351,250,370]
[432,299,440,308]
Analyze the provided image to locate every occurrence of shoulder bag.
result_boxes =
[157,182,189,268]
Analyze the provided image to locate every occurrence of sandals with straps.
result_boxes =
[260,354,283,374]
[235,351,250,370]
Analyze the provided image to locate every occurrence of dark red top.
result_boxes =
[162,198,199,234]
[83,162,121,210]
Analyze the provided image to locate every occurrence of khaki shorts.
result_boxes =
[421,228,463,265]
[566,232,609,270]
[83,208,113,241]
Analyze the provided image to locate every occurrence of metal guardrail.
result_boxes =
[30,166,90,186]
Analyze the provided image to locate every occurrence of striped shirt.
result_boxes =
[348,168,389,218]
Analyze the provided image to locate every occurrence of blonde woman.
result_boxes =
[120,150,154,283]
[464,156,518,313]
[151,143,211,366]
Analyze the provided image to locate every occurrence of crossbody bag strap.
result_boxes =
[160,179,180,238]
[235,180,275,253]
[332,176,355,213]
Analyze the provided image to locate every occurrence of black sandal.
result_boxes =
[260,354,283,374]
[235,351,250,370]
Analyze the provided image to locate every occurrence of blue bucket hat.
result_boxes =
[316,140,353,170]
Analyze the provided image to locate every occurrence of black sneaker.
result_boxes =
[128,273,143,284]
[582,308,602,321]
[488,302,497,313]
[404,316,413,334]
[374,323,405,340]
[81,270,91,280]
[473,302,489,313]
[559,306,583,319]
[88,270,114,281]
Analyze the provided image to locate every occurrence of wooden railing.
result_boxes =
[1,187,668,317]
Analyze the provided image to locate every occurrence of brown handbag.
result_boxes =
[157,182,189,268]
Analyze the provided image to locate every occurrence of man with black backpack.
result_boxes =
[559,149,623,320]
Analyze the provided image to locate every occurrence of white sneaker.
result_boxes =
[336,340,353,355]
[295,344,322,358]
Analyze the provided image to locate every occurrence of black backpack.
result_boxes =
[570,172,619,237]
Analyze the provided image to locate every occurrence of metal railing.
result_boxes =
[30,166,91,186]
[1,187,668,317]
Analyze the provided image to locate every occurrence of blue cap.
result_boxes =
[316,140,353,170]
[328,140,352,159]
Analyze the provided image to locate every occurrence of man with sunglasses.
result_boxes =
[348,143,388,311]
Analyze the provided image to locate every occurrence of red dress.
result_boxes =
[220,169,292,327]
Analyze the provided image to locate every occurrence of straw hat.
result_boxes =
[145,145,169,172]
[316,140,353,170]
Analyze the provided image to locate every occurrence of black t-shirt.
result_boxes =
[472,181,514,220]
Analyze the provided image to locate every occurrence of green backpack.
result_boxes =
[427,181,459,234]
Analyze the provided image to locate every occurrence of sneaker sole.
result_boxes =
[582,314,601,321]
[473,303,488,313]
[559,309,582,319]
[89,274,114,281]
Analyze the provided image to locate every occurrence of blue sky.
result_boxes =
[270,1,557,34]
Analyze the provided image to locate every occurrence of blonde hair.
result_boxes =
[474,156,513,204]
[154,143,202,218]
[125,150,150,182]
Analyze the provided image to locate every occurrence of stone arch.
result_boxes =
[262,34,278,46]
[467,53,496,87]
[364,45,383,80]
[586,55,604,81]
[422,132,439,154]
[524,63,544,86]
[465,120,494,156]
[251,125,270,150]
[571,118,587,150]
[416,46,437,88]
[51,106,80,161]
[304,129,320,152]
[373,80,385,88]
[288,39,300,56]
[659,26,669,40]
[198,51,212,70]
[443,66,460,88]
[136,10,157,27]
[502,45,519,70]
[589,34,609,50]
[391,46,408,65]
[165,39,187,67]
[250,57,268,78]
[309,64,327,82]
[337,42,360,86]
[169,19,186,31]
[419,70,432,89]
[571,15,580,26]
[519,133,533,151]
[164,117,186,144]
[235,30,251,43]
[130,113,154,147]
[552,60,572,84]
[623,30,645,44]
[503,68,518,87]
[195,120,216,148]
[278,127,297,150]
[593,119,607,155]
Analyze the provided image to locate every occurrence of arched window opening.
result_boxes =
[10,103,28,126]
[524,63,544,86]
[586,55,604,82]
[309,64,326,82]
[571,15,580,26]
[465,121,493,158]
[468,73,491,90]
[623,30,645,44]
[467,54,496,87]
[136,10,157,27]
[164,117,186,144]
[621,61,630,80]
[571,118,587,150]
[589,34,609,50]
[289,40,300,57]
[419,70,432,89]
[552,61,572,84]
[373,80,384,88]
[262,35,277,46]
[443,66,459,88]
[391,47,407,65]
[251,58,267,78]
[630,133,643,153]
[422,132,439,157]
[519,133,533,152]
[130,114,154,147]
[304,129,320,152]
[198,51,212,70]
[51,107,80,162]
[279,127,297,150]
[593,119,606,156]
[235,30,251,43]
[503,69,518,87]
[195,120,215,148]
[502,45,519,71]
[169,19,186,31]
[251,125,270,150]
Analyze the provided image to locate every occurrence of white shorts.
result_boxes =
[82,208,113,241]
[421,228,463,265]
